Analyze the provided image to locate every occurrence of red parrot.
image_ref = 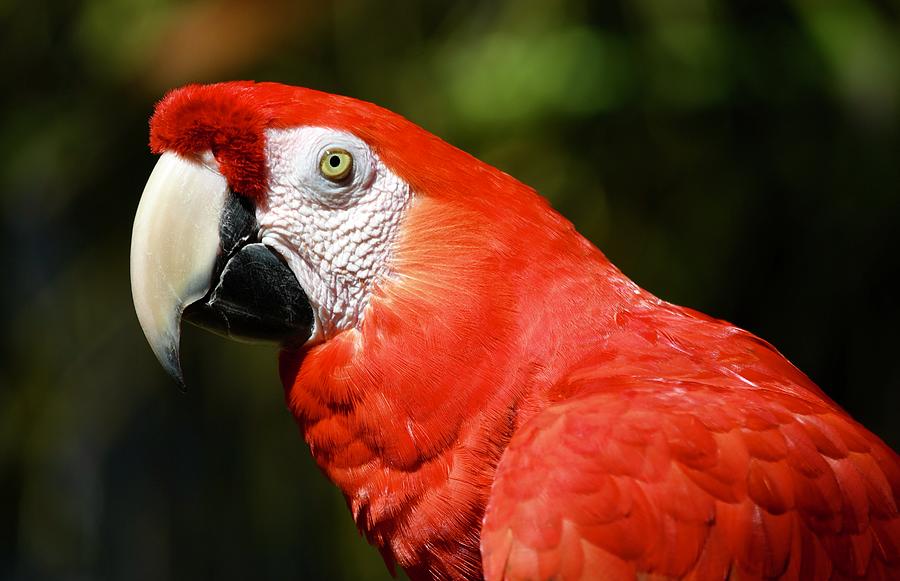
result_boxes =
[130,81,900,580]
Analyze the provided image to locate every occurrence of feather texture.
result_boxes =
[149,82,900,580]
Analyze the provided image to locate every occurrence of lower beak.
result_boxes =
[130,152,312,387]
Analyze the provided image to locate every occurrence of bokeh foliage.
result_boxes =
[1,0,899,579]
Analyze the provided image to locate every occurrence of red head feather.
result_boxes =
[149,81,530,211]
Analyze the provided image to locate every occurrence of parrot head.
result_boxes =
[131,81,561,386]
[131,81,597,576]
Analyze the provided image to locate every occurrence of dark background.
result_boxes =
[1,1,898,579]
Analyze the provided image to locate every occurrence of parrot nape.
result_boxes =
[130,81,900,580]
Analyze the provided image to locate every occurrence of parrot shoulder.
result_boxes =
[480,377,900,580]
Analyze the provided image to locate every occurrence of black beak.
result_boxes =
[183,193,313,344]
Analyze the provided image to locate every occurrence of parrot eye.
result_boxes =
[319,149,353,181]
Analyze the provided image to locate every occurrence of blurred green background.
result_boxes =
[1,0,899,579]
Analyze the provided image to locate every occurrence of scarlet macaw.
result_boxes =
[130,81,900,580]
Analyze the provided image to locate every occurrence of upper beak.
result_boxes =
[130,152,313,387]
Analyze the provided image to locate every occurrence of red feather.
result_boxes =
[149,82,900,580]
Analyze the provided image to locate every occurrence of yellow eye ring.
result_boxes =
[320,149,353,181]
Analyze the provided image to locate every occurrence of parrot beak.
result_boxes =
[130,152,313,387]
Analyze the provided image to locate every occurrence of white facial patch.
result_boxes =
[257,126,411,342]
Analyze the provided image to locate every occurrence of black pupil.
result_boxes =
[329,155,341,168]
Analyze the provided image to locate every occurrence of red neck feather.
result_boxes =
[279,186,632,577]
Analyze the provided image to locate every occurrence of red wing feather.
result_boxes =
[481,382,900,580]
